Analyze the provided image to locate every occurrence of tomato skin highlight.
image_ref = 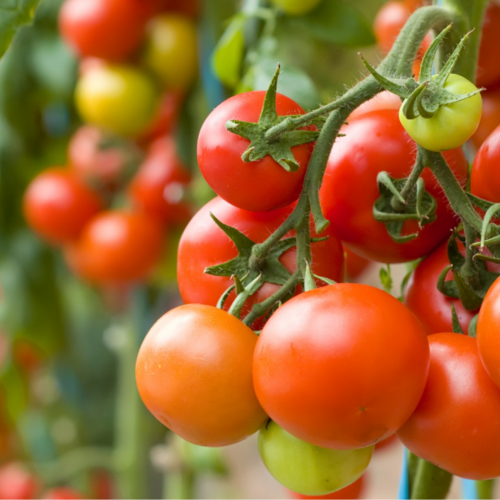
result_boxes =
[253,284,429,450]
[136,304,268,446]
[23,168,103,245]
[319,109,469,263]
[398,333,500,480]
[197,91,314,212]
[259,421,373,496]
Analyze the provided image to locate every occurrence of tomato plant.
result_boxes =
[135,304,268,446]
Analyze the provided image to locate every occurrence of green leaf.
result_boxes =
[286,0,375,48]
[212,14,245,88]
[0,0,40,60]
[379,265,393,294]
[450,303,464,334]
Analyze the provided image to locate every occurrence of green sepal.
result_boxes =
[419,24,453,83]
[216,285,235,310]
[433,30,473,87]
[468,314,479,338]
[313,274,336,286]
[467,192,497,212]
[379,265,393,294]
[303,262,316,292]
[228,275,264,319]
[450,303,464,334]
[437,265,460,299]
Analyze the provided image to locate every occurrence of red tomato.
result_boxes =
[349,91,401,121]
[177,197,344,327]
[41,488,84,499]
[197,91,314,212]
[128,137,193,227]
[135,0,199,19]
[253,284,429,450]
[65,211,164,284]
[398,333,500,480]
[471,124,500,202]
[23,168,103,245]
[90,470,115,500]
[344,247,372,281]
[136,304,268,446]
[12,339,43,374]
[477,2,500,89]
[59,0,147,60]
[374,433,399,452]
[287,473,365,499]
[471,88,500,149]
[0,463,38,500]
[319,109,469,263]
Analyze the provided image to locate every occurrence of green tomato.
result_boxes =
[269,0,322,16]
[399,73,482,152]
[75,64,159,137]
[258,420,373,496]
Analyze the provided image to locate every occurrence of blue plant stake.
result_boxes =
[398,447,410,499]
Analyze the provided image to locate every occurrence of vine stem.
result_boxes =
[411,459,453,499]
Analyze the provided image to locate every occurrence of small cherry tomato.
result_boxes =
[23,168,103,245]
[197,92,314,212]
[471,124,500,202]
[0,462,38,500]
[75,64,159,137]
[59,0,147,60]
[477,2,500,89]
[287,473,366,499]
[136,304,268,446]
[41,488,84,499]
[398,333,500,480]
[349,91,401,121]
[319,109,469,263]
[259,420,373,496]
[254,284,430,450]
[471,88,500,149]
[65,211,164,284]
[268,0,322,16]
[142,14,198,91]
[128,137,193,227]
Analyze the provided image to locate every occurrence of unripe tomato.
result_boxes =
[142,14,198,91]
[287,473,366,499]
[65,211,164,284]
[477,2,500,89]
[75,64,159,137]
[59,0,147,61]
[23,168,103,245]
[269,0,322,16]
[259,421,373,496]
[136,304,268,446]
[128,137,192,227]
[398,333,500,480]
[319,109,469,263]
[254,284,429,450]
[197,92,314,212]
[400,74,482,152]
[0,462,38,500]
[41,488,84,499]
[471,124,500,202]
[471,88,500,149]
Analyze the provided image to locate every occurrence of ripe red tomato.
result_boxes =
[59,0,147,60]
[253,284,429,450]
[136,304,268,446]
[0,463,38,500]
[287,473,365,499]
[319,109,469,263]
[128,137,192,227]
[398,333,500,480]
[23,168,103,245]
[471,124,500,202]
[471,88,500,149]
[177,197,344,327]
[41,488,84,499]
[65,211,164,284]
[349,91,401,121]
[477,2,500,89]
[344,247,372,281]
[197,91,314,212]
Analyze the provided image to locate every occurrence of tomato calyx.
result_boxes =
[225,65,319,172]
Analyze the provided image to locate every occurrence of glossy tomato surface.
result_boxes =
[136,304,268,446]
[259,421,373,496]
[319,109,469,263]
[23,168,103,245]
[471,124,500,202]
[398,333,500,479]
[0,462,38,500]
[287,473,365,499]
[477,2,500,88]
[197,91,314,212]
[177,197,344,325]
[254,284,429,450]
[65,211,164,284]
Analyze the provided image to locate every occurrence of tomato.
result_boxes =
[23,168,103,245]
[142,14,198,91]
[75,64,159,137]
[136,304,268,446]
[68,126,136,190]
[41,488,84,499]
[374,433,399,452]
[398,333,500,480]
[0,463,38,500]
[471,88,500,149]
[400,74,482,152]
[268,0,322,16]
[128,137,193,227]
[177,197,344,327]
[476,276,500,389]
[59,0,147,61]
[254,284,429,450]
[344,247,372,282]
[198,92,314,212]
[471,124,500,202]
[90,470,114,500]
[287,474,366,499]
[12,339,43,374]
[319,109,469,263]
[137,0,199,19]
[65,211,164,284]
[477,2,500,89]
[259,421,373,496]
[349,91,401,121]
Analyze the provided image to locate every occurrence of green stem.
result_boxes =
[476,479,495,500]
[462,221,480,285]
[401,150,426,200]
[407,451,421,496]
[295,203,311,277]
[164,467,195,500]
[411,458,453,499]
